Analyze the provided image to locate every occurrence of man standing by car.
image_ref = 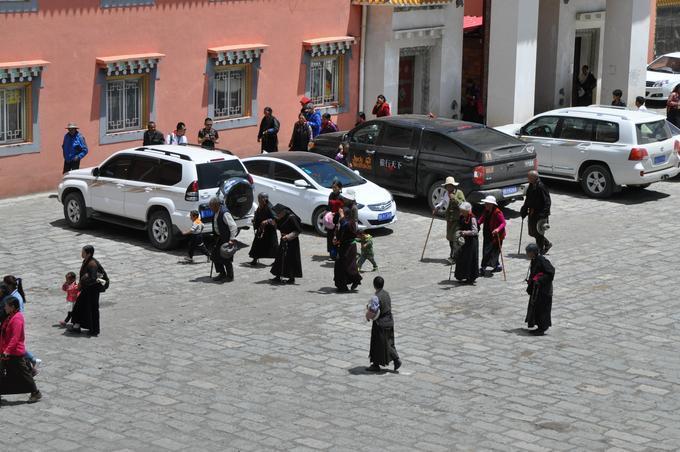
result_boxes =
[521,171,553,255]
[433,177,466,264]
[209,197,236,282]
[199,117,219,150]
[62,123,88,174]
[142,121,165,146]
[257,107,280,153]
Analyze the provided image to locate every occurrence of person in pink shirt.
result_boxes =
[0,297,41,404]
[60,271,80,327]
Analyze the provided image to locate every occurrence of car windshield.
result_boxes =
[448,127,523,151]
[648,56,680,74]
[196,160,248,190]
[636,120,672,144]
[297,160,366,188]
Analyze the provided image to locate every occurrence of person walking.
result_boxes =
[257,107,280,153]
[454,202,479,284]
[333,207,362,292]
[142,121,165,145]
[300,98,322,138]
[208,197,236,282]
[289,113,313,151]
[0,297,42,404]
[356,230,378,272]
[167,122,188,145]
[62,123,88,174]
[666,84,680,128]
[326,181,344,259]
[433,177,466,264]
[2,276,40,373]
[520,171,553,255]
[270,204,303,284]
[68,245,108,336]
[524,243,555,336]
[575,65,597,106]
[477,195,506,274]
[198,117,219,150]
[249,193,279,266]
[372,94,391,117]
[365,276,401,372]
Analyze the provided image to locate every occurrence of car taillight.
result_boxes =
[675,140,680,157]
[628,148,649,161]
[185,180,199,201]
[247,174,254,185]
[472,165,486,186]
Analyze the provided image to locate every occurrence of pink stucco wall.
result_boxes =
[0,0,361,198]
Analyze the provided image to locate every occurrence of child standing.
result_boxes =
[60,272,79,327]
[183,210,210,263]
[357,230,378,272]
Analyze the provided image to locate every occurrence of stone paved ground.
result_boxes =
[1,177,680,452]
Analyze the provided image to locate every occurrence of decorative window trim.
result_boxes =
[303,36,356,58]
[100,0,154,8]
[206,45,265,131]
[0,60,49,84]
[213,64,252,120]
[351,0,452,5]
[394,26,444,40]
[0,0,38,13]
[96,53,164,76]
[104,74,149,134]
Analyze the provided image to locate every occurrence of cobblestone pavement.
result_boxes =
[1,178,680,452]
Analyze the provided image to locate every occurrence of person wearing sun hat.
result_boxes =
[433,176,466,264]
[61,122,88,174]
[477,195,507,275]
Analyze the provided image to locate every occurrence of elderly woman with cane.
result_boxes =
[477,195,506,275]
[525,243,555,336]
[270,204,303,284]
[454,202,479,284]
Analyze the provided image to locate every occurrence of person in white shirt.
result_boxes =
[167,122,189,145]
[635,96,648,111]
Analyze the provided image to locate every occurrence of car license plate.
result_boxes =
[654,155,666,165]
[502,186,518,196]
[378,212,393,221]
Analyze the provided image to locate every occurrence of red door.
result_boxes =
[398,56,415,114]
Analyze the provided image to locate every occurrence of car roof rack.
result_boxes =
[134,147,193,161]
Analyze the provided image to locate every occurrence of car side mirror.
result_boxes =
[92,167,100,177]
[294,179,310,189]
[342,133,349,142]
[353,170,361,176]
[516,128,523,137]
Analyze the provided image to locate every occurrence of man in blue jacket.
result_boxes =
[300,97,322,138]
[62,123,88,174]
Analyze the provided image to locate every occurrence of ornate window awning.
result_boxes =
[0,60,49,84]
[96,53,165,76]
[394,26,444,40]
[303,36,356,57]
[352,0,452,5]
[208,44,268,66]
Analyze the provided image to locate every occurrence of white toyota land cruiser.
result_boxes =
[57,145,255,250]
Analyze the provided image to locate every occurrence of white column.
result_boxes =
[435,4,464,118]
[363,7,394,115]
[601,0,650,106]
[486,0,539,126]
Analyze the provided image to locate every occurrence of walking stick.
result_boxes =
[495,231,507,282]
[420,214,436,261]
[448,259,454,281]
[517,217,525,255]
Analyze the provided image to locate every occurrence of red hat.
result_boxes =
[300,96,312,106]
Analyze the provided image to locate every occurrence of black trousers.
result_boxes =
[63,159,80,174]
[188,235,210,259]
[210,240,233,277]
[528,215,551,251]
[480,237,501,269]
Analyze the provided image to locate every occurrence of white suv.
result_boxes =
[496,107,680,198]
[58,145,255,249]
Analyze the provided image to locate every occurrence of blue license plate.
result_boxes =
[502,186,518,196]
[378,212,393,221]
[654,155,666,165]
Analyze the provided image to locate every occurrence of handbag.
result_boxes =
[220,243,237,259]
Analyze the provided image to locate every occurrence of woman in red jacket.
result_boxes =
[0,297,41,403]
[477,195,507,274]
[372,95,391,117]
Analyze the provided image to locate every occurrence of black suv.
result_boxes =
[312,115,537,210]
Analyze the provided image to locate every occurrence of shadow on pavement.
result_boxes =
[307,287,339,295]
[421,257,450,265]
[543,179,670,205]
[503,328,533,336]
[348,366,390,376]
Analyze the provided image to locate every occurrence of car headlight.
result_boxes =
[356,203,365,210]
[654,80,670,87]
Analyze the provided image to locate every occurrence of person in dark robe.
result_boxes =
[365,276,401,372]
[477,195,506,274]
[524,243,555,336]
[326,181,344,259]
[333,207,362,292]
[209,197,237,282]
[289,112,313,151]
[520,171,553,255]
[69,245,108,336]
[249,193,279,266]
[257,107,280,153]
[0,297,42,404]
[142,121,165,146]
[454,202,479,284]
[270,204,303,284]
[574,65,596,106]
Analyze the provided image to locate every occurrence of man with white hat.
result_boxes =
[61,122,88,174]
[433,176,466,264]
[477,195,507,274]
[341,189,359,232]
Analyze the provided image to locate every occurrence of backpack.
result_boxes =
[95,260,110,293]
[323,211,335,230]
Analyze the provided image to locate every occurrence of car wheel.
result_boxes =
[427,180,447,214]
[629,183,651,190]
[580,164,614,198]
[312,206,328,236]
[147,210,176,250]
[63,192,89,229]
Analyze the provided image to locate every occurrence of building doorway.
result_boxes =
[398,55,415,114]
[572,28,600,106]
